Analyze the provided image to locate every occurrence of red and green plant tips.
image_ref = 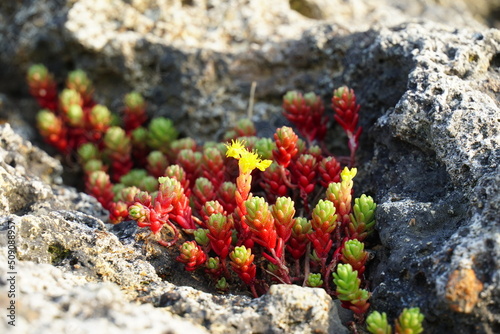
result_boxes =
[26,65,423,332]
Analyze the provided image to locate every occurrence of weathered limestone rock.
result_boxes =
[0,246,209,334]
[0,1,499,333]
[0,0,497,140]
[360,24,500,333]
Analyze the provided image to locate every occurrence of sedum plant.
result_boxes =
[26,65,423,331]
[366,308,424,334]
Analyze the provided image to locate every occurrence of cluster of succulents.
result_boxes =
[27,64,424,332]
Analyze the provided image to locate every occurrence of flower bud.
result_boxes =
[83,159,105,174]
[332,264,371,314]
[146,150,169,178]
[36,109,63,138]
[311,199,337,233]
[120,169,148,187]
[133,191,152,207]
[216,277,228,291]
[85,170,115,210]
[108,200,129,224]
[140,176,159,193]
[366,311,392,334]
[158,176,184,198]
[292,154,318,194]
[236,118,256,137]
[124,91,145,111]
[349,194,377,240]
[114,186,141,204]
[66,69,94,102]
[291,217,312,237]
[170,137,197,159]
[147,117,178,151]
[131,126,148,144]
[59,89,83,112]
[89,104,112,131]
[395,308,424,334]
[271,197,295,241]
[229,246,256,285]
[67,104,84,126]
[318,156,341,187]
[332,263,362,300]
[272,126,298,168]
[207,213,229,234]
[176,241,207,271]
[352,194,376,227]
[77,142,100,163]
[128,203,149,224]
[27,64,50,84]
[306,273,324,287]
[341,239,369,275]
[194,228,210,246]
[104,126,131,154]
[201,200,226,223]
[206,257,220,271]
[216,181,237,214]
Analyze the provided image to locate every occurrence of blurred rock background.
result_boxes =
[0,1,499,333]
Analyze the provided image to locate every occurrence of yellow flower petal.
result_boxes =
[256,158,272,171]
[341,167,357,182]
[240,150,271,173]
[225,139,247,159]
[239,151,259,174]
[225,140,273,173]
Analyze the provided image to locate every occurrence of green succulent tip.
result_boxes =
[366,311,392,334]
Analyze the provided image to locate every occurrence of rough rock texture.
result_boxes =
[157,284,348,334]
[0,0,498,140]
[0,1,499,334]
[0,246,209,334]
[0,124,105,218]
[364,25,500,333]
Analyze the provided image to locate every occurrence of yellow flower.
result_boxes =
[225,139,272,174]
[340,167,357,182]
[240,151,272,173]
[225,139,247,159]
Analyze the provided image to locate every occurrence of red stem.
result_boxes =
[269,248,292,284]
[302,243,311,287]
[157,219,180,247]
[324,251,341,295]
[279,165,297,189]
[250,283,259,298]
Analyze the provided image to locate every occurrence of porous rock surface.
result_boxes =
[0,0,499,333]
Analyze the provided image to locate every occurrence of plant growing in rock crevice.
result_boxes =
[366,308,425,334]
[26,64,423,332]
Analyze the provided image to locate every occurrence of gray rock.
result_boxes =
[256,284,349,334]
[357,23,500,333]
[0,0,496,141]
[0,245,209,334]
[0,123,107,219]
[0,1,499,333]
[158,284,349,334]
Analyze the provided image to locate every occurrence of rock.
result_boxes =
[0,245,209,334]
[158,284,349,334]
[0,1,499,333]
[257,285,349,334]
[0,0,496,141]
[0,123,106,219]
[360,24,500,333]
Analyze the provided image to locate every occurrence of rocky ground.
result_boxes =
[0,1,499,333]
